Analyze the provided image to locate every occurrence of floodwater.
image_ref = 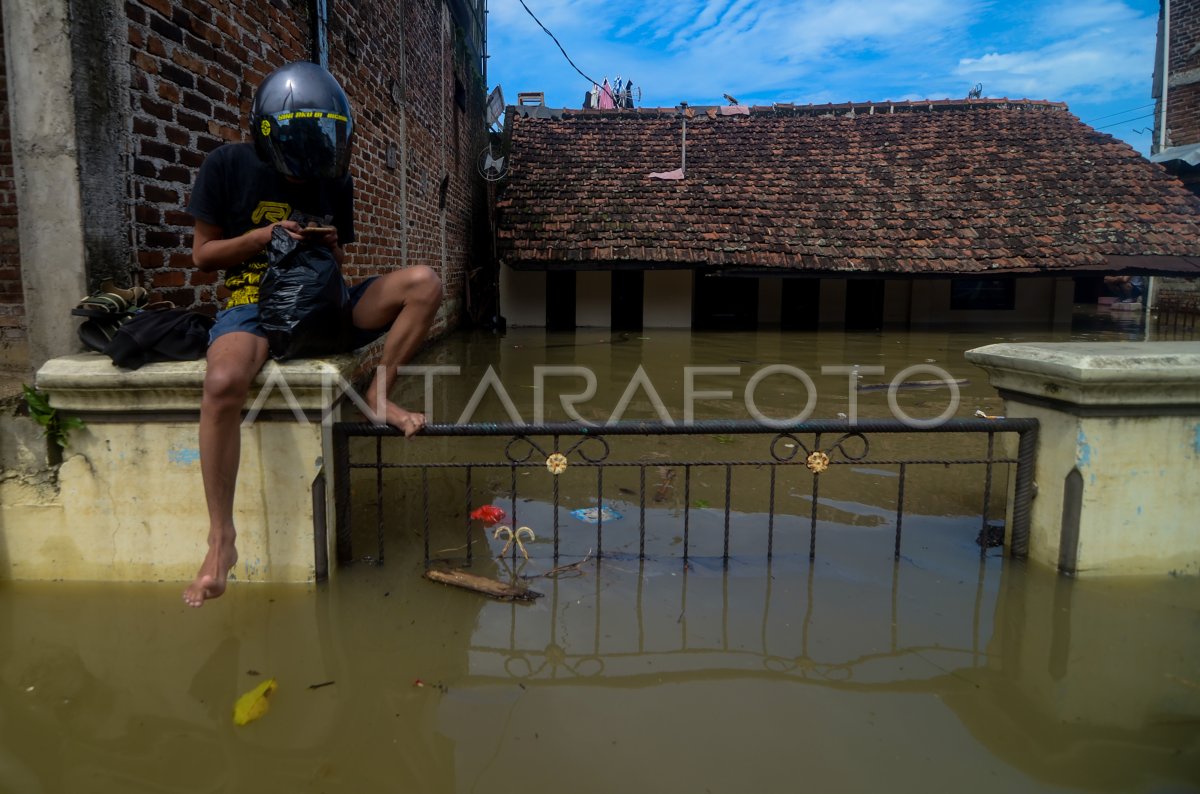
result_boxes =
[3,314,1199,793]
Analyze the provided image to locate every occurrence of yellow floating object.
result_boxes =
[233,678,277,726]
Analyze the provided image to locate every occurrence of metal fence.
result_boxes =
[1156,291,1200,338]
[331,418,1038,569]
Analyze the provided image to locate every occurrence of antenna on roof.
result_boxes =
[968,83,983,99]
[648,102,688,180]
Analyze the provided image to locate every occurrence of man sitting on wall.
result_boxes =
[1103,274,1145,304]
[183,61,442,608]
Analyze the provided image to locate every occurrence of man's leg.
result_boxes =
[183,331,269,607]
[351,265,443,437]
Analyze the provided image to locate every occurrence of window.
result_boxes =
[950,278,1015,311]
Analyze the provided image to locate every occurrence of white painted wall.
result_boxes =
[499,263,546,327]
[643,270,693,328]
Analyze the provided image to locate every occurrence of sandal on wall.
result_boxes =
[78,317,126,353]
[71,280,149,319]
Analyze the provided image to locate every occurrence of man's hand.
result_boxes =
[279,221,339,250]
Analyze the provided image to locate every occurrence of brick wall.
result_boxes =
[1166,0,1199,146]
[0,11,23,353]
[126,0,485,333]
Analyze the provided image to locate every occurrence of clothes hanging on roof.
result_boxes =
[598,78,615,109]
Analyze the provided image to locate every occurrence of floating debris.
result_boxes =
[858,378,968,392]
[424,567,543,601]
[470,505,506,527]
[570,507,622,524]
[233,678,277,726]
[654,467,676,502]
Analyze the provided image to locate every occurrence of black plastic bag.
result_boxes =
[257,225,352,360]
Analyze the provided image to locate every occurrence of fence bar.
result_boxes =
[336,417,1039,437]
[981,432,995,559]
[421,466,430,567]
[809,433,821,560]
[767,466,776,559]
[465,467,474,564]
[596,467,604,559]
[723,465,732,563]
[1009,425,1039,558]
[894,463,907,560]
[639,466,647,560]
[376,436,384,563]
[332,423,353,564]
[683,464,692,564]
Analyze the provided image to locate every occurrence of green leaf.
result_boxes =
[21,384,85,449]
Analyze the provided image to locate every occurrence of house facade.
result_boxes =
[1150,0,1200,308]
[0,0,488,374]
[1151,0,1200,192]
[495,100,1200,330]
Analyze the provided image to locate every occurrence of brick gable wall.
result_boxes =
[1166,0,1199,146]
[126,0,484,334]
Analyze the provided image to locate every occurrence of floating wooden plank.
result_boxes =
[424,568,543,601]
[858,378,969,392]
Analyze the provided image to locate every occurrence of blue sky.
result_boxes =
[487,0,1162,155]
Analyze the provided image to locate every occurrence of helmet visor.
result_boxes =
[261,110,351,180]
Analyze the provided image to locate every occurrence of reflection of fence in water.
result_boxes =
[333,418,1038,568]
[465,554,1000,686]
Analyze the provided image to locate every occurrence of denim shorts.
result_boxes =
[209,276,385,349]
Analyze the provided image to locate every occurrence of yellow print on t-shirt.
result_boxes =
[225,200,292,306]
[251,201,291,225]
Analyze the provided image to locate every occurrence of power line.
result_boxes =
[1083,102,1155,123]
[1094,112,1154,131]
[516,0,600,88]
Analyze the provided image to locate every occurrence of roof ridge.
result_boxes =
[512,98,1070,118]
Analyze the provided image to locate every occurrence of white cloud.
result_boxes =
[488,0,1160,140]
[955,5,1156,102]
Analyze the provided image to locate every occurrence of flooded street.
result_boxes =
[3,320,1199,792]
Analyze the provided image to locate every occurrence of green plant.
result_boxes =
[22,384,85,449]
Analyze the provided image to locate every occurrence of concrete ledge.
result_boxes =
[4,346,385,583]
[965,342,1200,406]
[35,346,380,413]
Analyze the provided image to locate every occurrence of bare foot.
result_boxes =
[183,540,238,608]
[365,393,426,438]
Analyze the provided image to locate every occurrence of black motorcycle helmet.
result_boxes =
[251,61,354,180]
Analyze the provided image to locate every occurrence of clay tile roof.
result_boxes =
[495,100,1200,274]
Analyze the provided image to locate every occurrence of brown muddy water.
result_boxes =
[3,316,1199,793]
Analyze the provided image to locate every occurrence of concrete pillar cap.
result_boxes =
[965,342,1200,406]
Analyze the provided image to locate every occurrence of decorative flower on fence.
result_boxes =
[470,505,506,527]
[805,450,830,474]
[493,525,536,559]
[546,453,569,475]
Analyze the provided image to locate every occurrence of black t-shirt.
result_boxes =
[187,143,354,307]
